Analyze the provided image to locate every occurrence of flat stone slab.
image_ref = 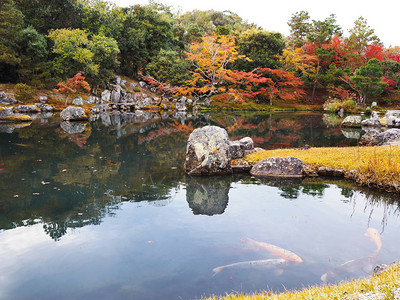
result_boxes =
[250,157,306,178]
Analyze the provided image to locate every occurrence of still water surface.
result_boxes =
[0,112,399,300]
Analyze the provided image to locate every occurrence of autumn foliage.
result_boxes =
[53,72,91,105]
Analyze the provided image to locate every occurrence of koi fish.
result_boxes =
[247,238,303,263]
[365,227,382,255]
[212,258,288,277]
[321,256,377,283]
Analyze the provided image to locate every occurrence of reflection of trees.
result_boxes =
[348,188,400,232]
[186,176,231,215]
[211,113,356,149]
[0,112,398,241]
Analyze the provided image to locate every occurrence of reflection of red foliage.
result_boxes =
[137,122,194,144]
[56,128,91,148]
[277,120,303,131]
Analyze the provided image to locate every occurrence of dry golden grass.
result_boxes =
[243,145,400,192]
[207,263,400,300]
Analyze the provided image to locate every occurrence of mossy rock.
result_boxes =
[0,114,32,123]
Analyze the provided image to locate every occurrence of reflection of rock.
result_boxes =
[341,128,362,139]
[341,115,362,127]
[0,122,31,133]
[186,177,230,215]
[60,121,87,134]
[250,157,306,178]
[371,129,400,146]
[185,125,232,175]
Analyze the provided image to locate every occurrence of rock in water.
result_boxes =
[185,125,232,175]
[60,106,88,121]
[371,128,400,146]
[341,115,362,127]
[250,157,306,178]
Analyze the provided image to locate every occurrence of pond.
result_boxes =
[0,111,399,300]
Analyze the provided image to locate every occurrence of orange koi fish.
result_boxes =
[212,258,288,277]
[365,227,382,255]
[247,238,303,263]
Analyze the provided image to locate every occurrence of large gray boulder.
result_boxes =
[359,128,381,145]
[341,115,362,127]
[370,129,400,146]
[384,110,400,119]
[386,116,400,128]
[101,90,111,102]
[60,106,88,121]
[250,157,306,178]
[0,91,18,105]
[361,118,382,127]
[185,125,232,175]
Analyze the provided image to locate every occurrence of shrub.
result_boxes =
[133,87,141,92]
[14,84,36,102]
[365,107,372,115]
[323,97,356,113]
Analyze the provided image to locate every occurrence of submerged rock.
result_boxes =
[185,125,232,175]
[250,157,306,178]
[341,115,362,127]
[60,106,88,121]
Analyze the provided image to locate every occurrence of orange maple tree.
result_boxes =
[53,72,91,105]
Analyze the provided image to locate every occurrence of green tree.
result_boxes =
[234,28,285,71]
[15,0,83,35]
[78,0,124,38]
[145,49,191,86]
[287,11,311,48]
[16,26,48,82]
[48,28,119,87]
[351,58,387,104]
[307,14,342,46]
[48,28,96,79]
[88,34,120,88]
[0,0,24,81]
[118,4,175,77]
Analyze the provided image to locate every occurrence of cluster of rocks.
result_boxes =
[89,76,194,112]
[184,125,306,177]
[342,111,400,146]
[0,104,55,123]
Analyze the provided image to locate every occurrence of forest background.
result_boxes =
[2,0,400,108]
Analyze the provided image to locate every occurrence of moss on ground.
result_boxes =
[207,263,400,300]
[238,145,400,192]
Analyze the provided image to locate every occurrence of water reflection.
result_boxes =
[186,176,230,215]
[1,112,400,299]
